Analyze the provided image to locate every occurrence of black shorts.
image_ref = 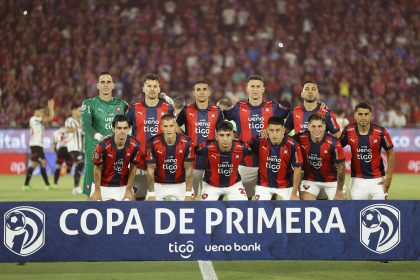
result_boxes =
[70,151,85,163]
[30,146,46,162]
[56,147,72,165]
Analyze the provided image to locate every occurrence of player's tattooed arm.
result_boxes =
[335,162,346,200]
[184,161,194,201]
[146,163,156,201]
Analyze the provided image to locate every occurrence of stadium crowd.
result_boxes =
[1,0,419,128]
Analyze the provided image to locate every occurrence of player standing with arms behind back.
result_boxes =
[126,74,174,200]
[176,80,223,197]
[224,75,289,199]
[81,72,128,196]
[340,102,395,199]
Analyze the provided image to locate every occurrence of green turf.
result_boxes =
[0,174,419,279]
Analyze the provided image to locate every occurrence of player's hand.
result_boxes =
[261,128,269,138]
[318,102,327,109]
[147,196,156,201]
[290,192,300,200]
[184,195,195,201]
[122,189,135,201]
[334,190,346,200]
[47,99,55,109]
[379,176,392,193]
[89,191,102,201]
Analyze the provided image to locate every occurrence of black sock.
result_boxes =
[74,163,84,187]
[24,167,34,185]
[54,168,60,184]
[41,168,50,186]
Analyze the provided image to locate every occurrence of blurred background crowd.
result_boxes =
[1,0,419,128]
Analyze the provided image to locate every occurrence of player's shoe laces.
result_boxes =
[72,186,83,195]
[22,185,32,191]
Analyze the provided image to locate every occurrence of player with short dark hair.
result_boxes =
[285,81,340,137]
[176,80,224,198]
[89,115,140,201]
[251,116,303,200]
[81,72,128,196]
[146,115,194,201]
[195,121,252,201]
[340,102,395,200]
[295,113,346,200]
[224,74,289,199]
[126,73,175,200]
[22,99,55,190]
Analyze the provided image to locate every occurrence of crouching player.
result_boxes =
[89,115,140,201]
[196,121,251,201]
[295,113,346,200]
[251,117,303,200]
[146,115,194,201]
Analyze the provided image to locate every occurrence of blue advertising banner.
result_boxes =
[1,201,419,262]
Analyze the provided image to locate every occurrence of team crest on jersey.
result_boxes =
[374,139,378,143]
[235,154,239,159]
[116,106,121,112]
[284,150,288,154]
[324,150,328,154]
[179,149,183,154]
[265,108,270,112]
[161,112,165,116]
[94,152,99,159]
[211,114,215,118]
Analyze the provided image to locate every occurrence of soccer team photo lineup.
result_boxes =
[2,3,420,276]
[22,73,396,202]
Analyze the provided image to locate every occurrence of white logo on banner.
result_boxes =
[168,240,194,259]
[4,206,45,256]
[360,204,400,254]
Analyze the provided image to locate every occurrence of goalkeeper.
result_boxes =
[81,72,128,196]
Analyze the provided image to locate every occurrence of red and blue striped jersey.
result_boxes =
[251,136,303,188]
[285,104,340,135]
[146,133,194,184]
[224,100,289,167]
[340,123,394,178]
[196,140,252,187]
[126,99,174,170]
[93,135,141,187]
[295,132,345,182]
[176,103,223,169]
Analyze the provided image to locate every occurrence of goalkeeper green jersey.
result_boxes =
[81,96,128,139]
[81,96,128,195]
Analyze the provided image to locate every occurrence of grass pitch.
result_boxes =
[0,174,419,279]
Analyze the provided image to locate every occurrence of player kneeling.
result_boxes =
[295,114,346,200]
[89,115,140,201]
[146,115,194,201]
[251,117,302,200]
[196,121,251,201]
